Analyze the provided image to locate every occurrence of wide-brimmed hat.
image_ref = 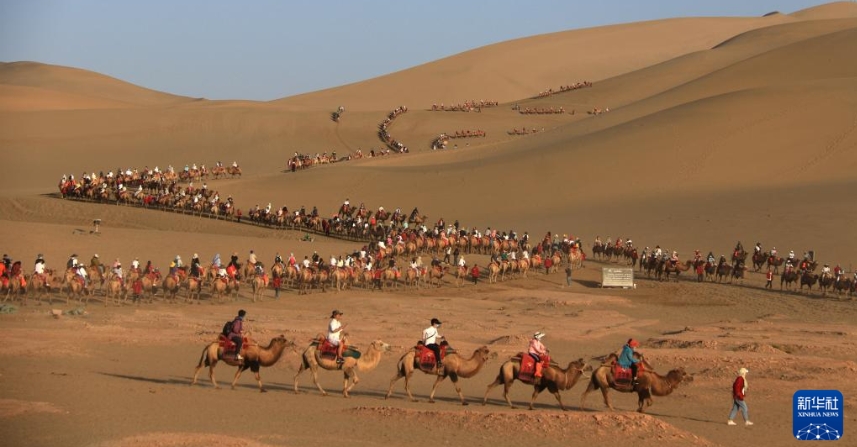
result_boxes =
[331,310,343,317]
[533,331,545,340]
[431,318,442,325]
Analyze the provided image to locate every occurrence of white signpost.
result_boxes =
[601,267,634,288]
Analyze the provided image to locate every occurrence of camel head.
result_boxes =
[371,339,392,353]
[273,335,296,349]
[569,358,593,372]
[474,345,491,360]
[667,367,689,385]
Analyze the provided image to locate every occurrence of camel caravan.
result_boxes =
[508,127,543,135]
[378,106,410,153]
[189,315,691,415]
[518,107,567,115]
[532,81,593,98]
[429,100,499,112]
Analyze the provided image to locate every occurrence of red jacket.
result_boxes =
[732,376,745,400]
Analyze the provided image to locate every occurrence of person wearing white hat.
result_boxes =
[728,367,753,426]
[528,331,550,381]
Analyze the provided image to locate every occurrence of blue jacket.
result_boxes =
[618,345,639,368]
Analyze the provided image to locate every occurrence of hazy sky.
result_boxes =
[0,0,832,100]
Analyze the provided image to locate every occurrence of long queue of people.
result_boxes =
[378,106,409,153]
[429,100,499,112]
[532,81,593,98]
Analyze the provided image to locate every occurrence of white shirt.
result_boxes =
[423,325,441,345]
[328,318,343,344]
[458,258,466,267]
[34,262,45,274]
[132,260,139,269]
[302,259,311,268]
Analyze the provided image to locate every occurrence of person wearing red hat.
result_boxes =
[618,338,641,386]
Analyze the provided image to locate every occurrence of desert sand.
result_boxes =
[2,2,857,446]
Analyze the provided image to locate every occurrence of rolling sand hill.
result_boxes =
[2,3,857,447]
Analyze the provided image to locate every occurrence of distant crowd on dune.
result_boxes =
[518,106,567,115]
[507,127,543,136]
[431,130,486,150]
[429,100,499,112]
[287,151,340,173]
[378,106,409,153]
[533,81,593,98]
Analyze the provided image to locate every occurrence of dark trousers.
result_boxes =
[427,343,442,365]
[231,335,243,357]
[630,363,638,382]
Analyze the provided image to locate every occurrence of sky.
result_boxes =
[0,0,835,101]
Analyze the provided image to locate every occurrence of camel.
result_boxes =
[781,269,800,291]
[660,260,689,282]
[298,268,314,295]
[86,265,105,295]
[26,270,57,305]
[191,335,294,392]
[454,265,468,287]
[331,267,350,292]
[385,345,492,405]
[138,272,160,303]
[294,339,391,398]
[162,273,182,303]
[767,256,784,274]
[61,271,87,304]
[404,267,422,289]
[211,277,239,302]
[426,265,446,288]
[487,262,500,283]
[483,356,590,410]
[186,276,204,304]
[105,276,127,306]
[251,275,268,302]
[800,272,818,292]
[818,274,835,296]
[381,268,398,290]
[580,355,689,413]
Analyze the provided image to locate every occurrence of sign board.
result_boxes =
[601,267,634,288]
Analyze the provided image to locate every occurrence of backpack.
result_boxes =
[222,320,234,337]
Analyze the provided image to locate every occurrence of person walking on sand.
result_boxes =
[565,265,573,287]
[728,367,753,426]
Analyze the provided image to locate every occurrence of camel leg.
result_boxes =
[546,386,567,411]
[482,375,504,407]
[230,365,247,390]
[427,374,446,403]
[384,367,406,400]
[343,369,358,398]
[580,379,597,410]
[309,367,328,396]
[601,387,613,410]
[402,370,418,402]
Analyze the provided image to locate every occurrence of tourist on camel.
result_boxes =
[190,254,201,279]
[423,318,444,373]
[112,260,123,287]
[229,309,246,361]
[618,338,641,387]
[33,254,49,287]
[90,254,103,276]
[528,331,550,382]
[328,310,347,364]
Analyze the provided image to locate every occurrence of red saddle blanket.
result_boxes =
[318,338,339,359]
[416,344,448,371]
[611,362,643,384]
[218,335,248,355]
[517,353,537,383]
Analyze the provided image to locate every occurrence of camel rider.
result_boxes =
[174,255,184,268]
[229,252,239,270]
[34,254,48,287]
[707,252,716,265]
[144,260,155,275]
[311,206,318,217]
[834,264,843,281]
[302,256,311,269]
[619,339,641,386]
[770,247,778,258]
[190,254,201,279]
[2,254,11,273]
[112,260,123,287]
[212,253,222,268]
[274,253,283,267]
[458,256,466,268]
[754,243,762,255]
[248,250,257,266]
[735,241,743,254]
[423,318,444,372]
[821,264,831,279]
[229,310,246,361]
[288,253,296,267]
[788,250,795,262]
[131,258,140,274]
[528,331,550,381]
[654,246,662,258]
[693,250,701,262]
[90,254,104,276]
[328,310,347,364]
[670,251,679,266]
[67,254,78,271]
[410,258,420,277]
[254,261,264,277]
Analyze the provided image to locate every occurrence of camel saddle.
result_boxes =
[218,334,248,355]
[517,353,538,383]
[415,343,451,372]
[611,361,644,387]
[314,338,361,361]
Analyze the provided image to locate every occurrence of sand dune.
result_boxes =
[0,61,192,107]
[3,4,857,447]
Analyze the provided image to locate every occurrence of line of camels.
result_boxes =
[191,334,689,414]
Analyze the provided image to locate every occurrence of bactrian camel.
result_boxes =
[191,335,294,392]
[483,356,590,410]
[294,339,391,398]
[385,345,492,406]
